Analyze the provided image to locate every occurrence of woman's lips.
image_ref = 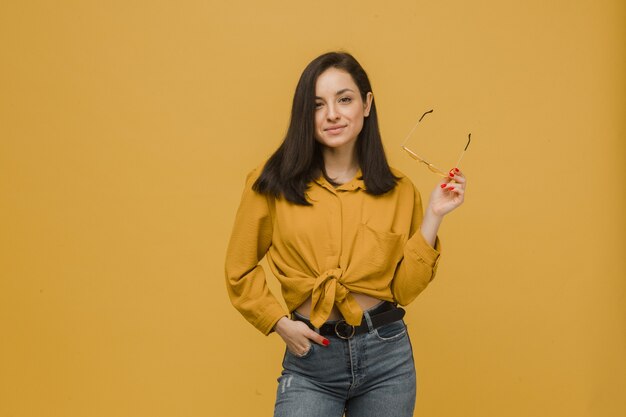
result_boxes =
[325,125,346,134]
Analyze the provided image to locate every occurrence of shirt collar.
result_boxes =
[314,168,365,192]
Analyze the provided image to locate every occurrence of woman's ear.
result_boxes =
[363,92,373,117]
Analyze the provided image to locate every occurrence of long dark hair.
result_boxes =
[253,51,397,205]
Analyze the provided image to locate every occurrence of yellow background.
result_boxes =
[1,1,624,416]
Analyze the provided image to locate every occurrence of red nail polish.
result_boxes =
[454,168,459,172]
[449,172,454,177]
[449,186,455,190]
[322,338,330,346]
[440,184,446,188]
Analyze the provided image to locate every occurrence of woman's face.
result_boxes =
[313,67,373,151]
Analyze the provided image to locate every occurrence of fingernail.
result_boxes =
[454,168,459,172]
[322,338,330,346]
[449,172,454,177]
[440,184,446,188]
[448,186,455,190]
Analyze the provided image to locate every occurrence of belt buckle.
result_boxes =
[334,320,356,340]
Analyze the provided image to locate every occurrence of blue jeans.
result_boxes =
[273,305,417,417]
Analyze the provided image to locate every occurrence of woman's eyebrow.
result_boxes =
[315,88,356,99]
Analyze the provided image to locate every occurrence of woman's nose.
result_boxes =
[326,104,340,120]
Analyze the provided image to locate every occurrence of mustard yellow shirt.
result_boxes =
[225,165,441,335]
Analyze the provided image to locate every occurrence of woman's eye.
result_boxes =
[315,102,323,108]
[339,97,352,103]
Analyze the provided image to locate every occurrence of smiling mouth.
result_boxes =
[325,125,347,133]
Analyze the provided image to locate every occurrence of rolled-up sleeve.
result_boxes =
[224,169,287,335]
[391,184,441,305]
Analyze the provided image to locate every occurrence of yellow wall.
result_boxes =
[1,1,624,416]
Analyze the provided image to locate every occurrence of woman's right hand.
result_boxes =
[273,317,330,356]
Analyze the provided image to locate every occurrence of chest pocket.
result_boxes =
[354,223,405,272]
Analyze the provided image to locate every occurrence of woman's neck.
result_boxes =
[322,145,359,185]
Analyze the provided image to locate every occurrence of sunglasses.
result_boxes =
[400,109,471,177]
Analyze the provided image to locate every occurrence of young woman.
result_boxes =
[225,51,466,417]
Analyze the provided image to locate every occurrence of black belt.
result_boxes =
[292,301,405,340]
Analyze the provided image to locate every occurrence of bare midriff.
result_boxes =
[295,293,384,321]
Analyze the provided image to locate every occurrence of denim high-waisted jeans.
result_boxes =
[273,303,417,417]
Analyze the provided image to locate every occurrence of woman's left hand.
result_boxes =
[427,168,467,217]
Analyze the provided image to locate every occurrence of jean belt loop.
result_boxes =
[363,309,374,332]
